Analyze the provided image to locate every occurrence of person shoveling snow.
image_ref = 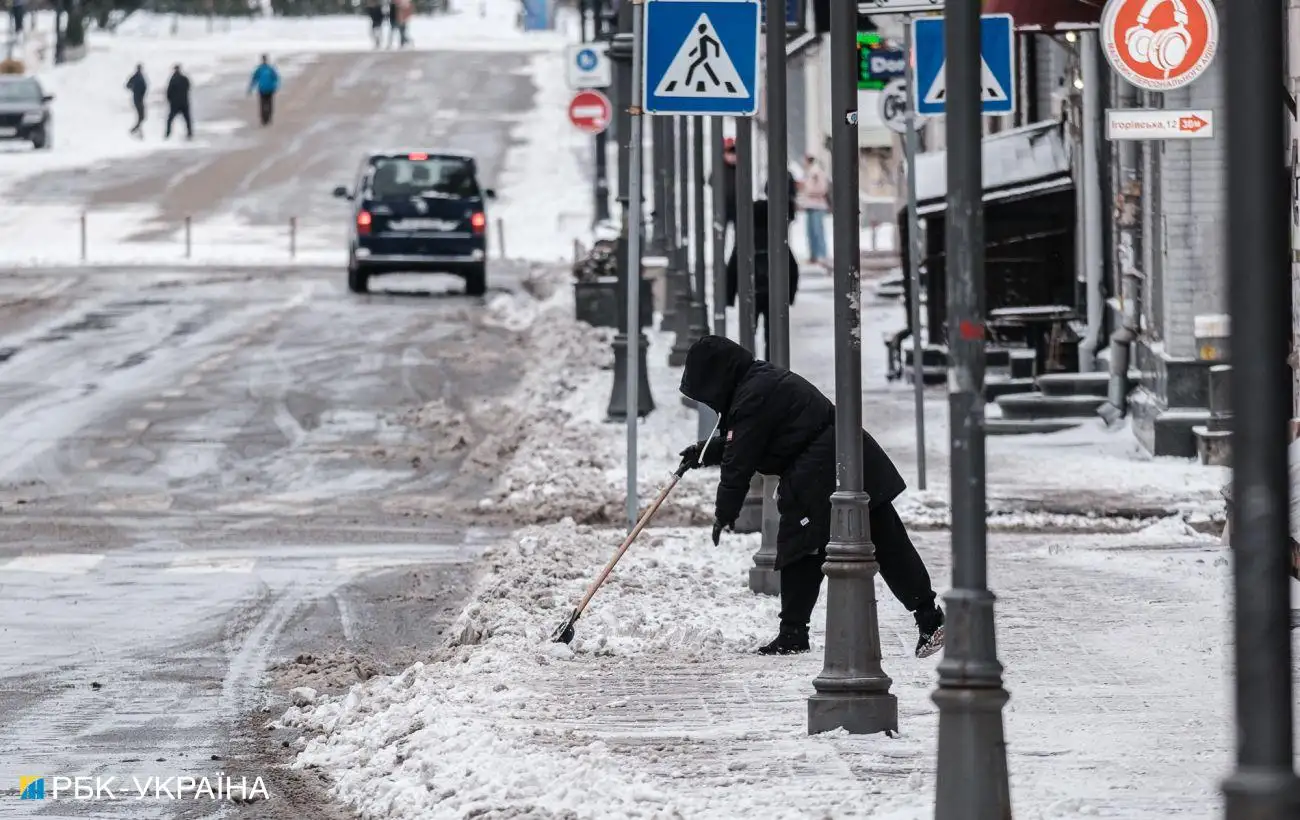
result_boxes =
[676,335,946,658]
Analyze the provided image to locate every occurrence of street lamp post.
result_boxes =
[807,0,896,736]
[753,0,792,595]
[660,116,681,333]
[671,117,702,366]
[605,3,654,424]
[1221,0,1300,815]
[591,0,611,223]
[691,117,717,436]
[931,0,1011,815]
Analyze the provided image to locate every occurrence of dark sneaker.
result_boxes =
[757,629,810,655]
[915,606,945,659]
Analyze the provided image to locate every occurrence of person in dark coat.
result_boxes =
[125,64,147,138]
[677,335,945,658]
[725,199,800,360]
[164,64,193,140]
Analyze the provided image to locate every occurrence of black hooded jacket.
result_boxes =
[679,335,906,568]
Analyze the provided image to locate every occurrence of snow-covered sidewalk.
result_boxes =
[458,269,1226,533]
[279,517,1249,818]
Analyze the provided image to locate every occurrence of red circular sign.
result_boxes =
[1101,0,1218,91]
[568,90,612,136]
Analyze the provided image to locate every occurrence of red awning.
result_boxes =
[982,0,1103,30]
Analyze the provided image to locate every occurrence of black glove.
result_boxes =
[678,437,725,472]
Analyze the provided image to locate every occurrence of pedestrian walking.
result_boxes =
[677,335,946,658]
[366,0,384,48]
[125,63,147,138]
[10,0,26,39]
[385,0,399,48]
[248,54,279,126]
[393,0,412,46]
[164,64,193,140]
[724,200,799,360]
[796,154,831,267]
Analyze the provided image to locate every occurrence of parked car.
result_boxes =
[0,75,52,150]
[333,152,496,296]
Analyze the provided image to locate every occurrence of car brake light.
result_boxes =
[471,212,486,234]
[357,210,372,235]
[408,153,428,161]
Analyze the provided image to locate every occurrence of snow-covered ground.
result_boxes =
[0,4,584,266]
[463,267,1227,531]
[278,514,1274,819]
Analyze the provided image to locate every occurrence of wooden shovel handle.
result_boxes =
[573,472,682,617]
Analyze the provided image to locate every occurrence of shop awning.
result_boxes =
[982,0,1103,30]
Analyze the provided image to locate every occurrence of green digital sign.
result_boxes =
[857,31,906,91]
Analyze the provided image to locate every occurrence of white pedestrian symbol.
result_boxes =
[655,14,748,98]
[922,57,1009,105]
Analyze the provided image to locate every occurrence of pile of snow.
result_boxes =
[478,319,719,526]
[279,521,788,819]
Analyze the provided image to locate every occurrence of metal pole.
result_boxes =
[662,115,681,333]
[1222,0,1300,812]
[903,19,927,490]
[735,117,756,353]
[932,1,1011,814]
[624,0,646,533]
[670,116,697,365]
[593,0,612,224]
[692,117,717,437]
[710,116,728,338]
[754,0,790,595]
[1077,30,1105,372]
[605,2,655,429]
[807,0,896,736]
[79,211,87,262]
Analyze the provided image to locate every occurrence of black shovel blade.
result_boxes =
[552,609,579,644]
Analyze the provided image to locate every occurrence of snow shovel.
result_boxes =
[551,417,721,645]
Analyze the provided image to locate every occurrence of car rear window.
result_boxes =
[0,79,42,103]
[367,156,479,199]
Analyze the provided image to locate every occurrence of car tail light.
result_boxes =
[408,152,428,161]
[357,210,372,235]
[470,212,486,234]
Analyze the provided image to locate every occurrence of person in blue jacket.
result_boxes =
[248,55,280,127]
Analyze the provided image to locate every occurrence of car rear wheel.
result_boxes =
[347,258,370,294]
[464,263,487,297]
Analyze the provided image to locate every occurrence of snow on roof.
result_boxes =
[914,119,1072,212]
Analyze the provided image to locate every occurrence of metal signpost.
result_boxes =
[901,24,925,490]
[806,0,896,737]
[1221,0,1300,815]
[643,0,760,511]
[625,5,646,533]
[926,0,1011,815]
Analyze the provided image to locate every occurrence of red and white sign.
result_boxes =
[1100,0,1218,91]
[1105,108,1214,140]
[568,90,612,135]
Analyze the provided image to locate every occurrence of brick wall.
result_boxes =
[1154,48,1227,358]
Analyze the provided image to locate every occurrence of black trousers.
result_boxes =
[165,105,193,138]
[130,98,145,134]
[258,92,274,125]
[778,501,936,633]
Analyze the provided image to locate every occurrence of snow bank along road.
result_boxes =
[0,262,578,817]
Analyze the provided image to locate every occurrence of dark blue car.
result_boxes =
[333,152,496,295]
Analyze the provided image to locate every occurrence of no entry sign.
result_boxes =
[568,89,612,135]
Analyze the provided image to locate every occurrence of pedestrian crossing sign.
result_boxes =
[643,0,761,116]
[912,13,1016,117]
